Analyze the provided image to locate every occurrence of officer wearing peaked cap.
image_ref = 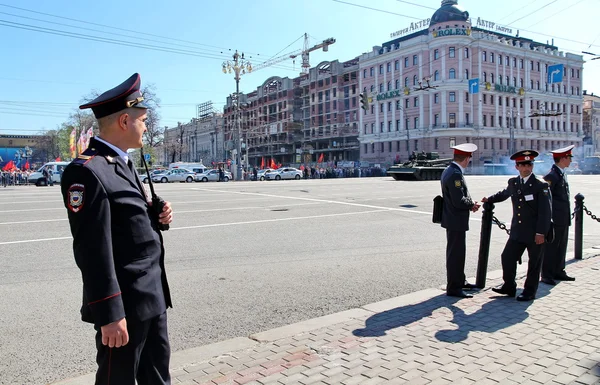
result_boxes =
[61,73,174,385]
[541,145,576,285]
[440,143,481,299]
[482,150,551,302]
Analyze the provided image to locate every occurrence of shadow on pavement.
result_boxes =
[353,285,553,340]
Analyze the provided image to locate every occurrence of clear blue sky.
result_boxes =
[1,0,600,134]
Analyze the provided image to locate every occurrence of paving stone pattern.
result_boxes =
[174,257,600,384]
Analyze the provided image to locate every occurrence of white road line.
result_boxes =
[171,209,389,231]
[0,200,64,205]
[0,207,65,213]
[175,202,321,214]
[0,209,388,245]
[0,236,72,246]
[0,218,69,226]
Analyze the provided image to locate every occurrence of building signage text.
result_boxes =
[390,18,431,39]
[475,17,513,34]
[495,84,516,94]
[376,90,401,101]
[432,28,471,38]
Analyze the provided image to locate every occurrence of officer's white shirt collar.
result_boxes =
[452,161,465,174]
[522,174,532,184]
[95,136,129,163]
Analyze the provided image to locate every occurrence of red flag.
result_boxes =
[318,153,324,163]
[270,158,276,169]
[260,157,265,169]
[24,161,30,170]
[55,157,61,162]
[277,163,282,169]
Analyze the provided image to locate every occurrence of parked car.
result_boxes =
[30,161,70,186]
[152,168,196,183]
[265,167,302,180]
[257,168,274,181]
[196,169,232,182]
[140,169,167,183]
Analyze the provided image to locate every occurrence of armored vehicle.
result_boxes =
[387,152,452,181]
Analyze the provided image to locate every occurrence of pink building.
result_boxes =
[359,0,584,168]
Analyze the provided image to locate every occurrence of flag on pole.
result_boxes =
[69,127,76,158]
[270,158,276,169]
[24,161,30,170]
[260,157,265,169]
[55,157,61,162]
[318,153,324,163]
[85,126,94,149]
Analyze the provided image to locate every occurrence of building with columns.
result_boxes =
[359,0,584,167]
[162,113,225,165]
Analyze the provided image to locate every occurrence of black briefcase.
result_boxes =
[432,195,443,224]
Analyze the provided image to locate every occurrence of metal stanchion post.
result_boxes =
[476,201,495,288]
[574,193,585,260]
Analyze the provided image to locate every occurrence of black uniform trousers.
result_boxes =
[501,239,544,296]
[94,311,171,385]
[541,225,569,279]
[446,230,466,293]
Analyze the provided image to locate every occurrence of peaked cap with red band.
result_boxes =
[79,73,148,119]
[551,145,575,159]
[450,143,478,156]
[510,150,539,163]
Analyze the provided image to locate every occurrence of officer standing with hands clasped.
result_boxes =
[440,143,481,299]
[482,150,551,302]
[61,73,174,385]
[541,145,576,285]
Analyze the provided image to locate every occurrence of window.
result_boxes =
[396,100,401,110]
[498,55,502,65]
[434,93,439,104]
[434,114,439,127]
[413,75,418,86]
[404,77,409,87]
[396,119,401,130]
[465,92,469,102]
[465,69,469,79]
[499,74,503,85]
[490,52,494,63]
[380,122,384,132]
[520,78,523,88]
[449,113,456,127]
[530,80,534,89]
[388,121,392,132]
[464,47,469,58]
[364,124,368,135]
[483,72,487,83]
[530,60,534,70]
[379,65,383,74]
[405,99,409,108]
[449,47,455,58]
[483,115,487,127]
[395,60,399,70]
[520,59,524,69]
[449,68,456,79]
[370,67,374,76]
[571,68,575,77]
[449,92,456,102]
[537,62,540,71]
[537,81,540,90]
[513,77,517,86]
[406,118,410,129]
[363,69,367,78]
[404,57,409,67]
[435,138,439,149]
[379,83,384,92]
[387,62,391,72]
[413,55,418,65]
[505,56,509,66]
[388,102,392,112]
[414,97,419,107]
[414,117,419,129]
[395,79,400,90]
[482,51,487,61]
[434,49,440,60]
[465,113,470,125]
[434,70,440,81]
[380,104,384,113]
[387,81,392,91]
[512,57,516,67]
[483,94,487,104]
[490,73,494,83]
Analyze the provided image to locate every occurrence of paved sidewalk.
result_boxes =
[56,249,600,385]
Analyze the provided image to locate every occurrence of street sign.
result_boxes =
[144,153,151,161]
[547,64,563,84]
[468,78,479,94]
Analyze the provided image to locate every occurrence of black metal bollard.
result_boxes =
[574,193,585,260]
[476,201,495,288]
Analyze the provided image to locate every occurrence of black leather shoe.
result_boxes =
[540,277,557,285]
[491,286,516,297]
[447,290,473,298]
[463,283,479,290]
[516,293,535,301]
[555,274,575,281]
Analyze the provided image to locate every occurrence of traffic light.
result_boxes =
[359,92,370,111]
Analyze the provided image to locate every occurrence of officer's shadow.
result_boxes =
[353,286,552,342]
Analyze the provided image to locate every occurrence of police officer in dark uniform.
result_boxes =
[482,150,551,301]
[60,73,173,385]
[440,143,480,298]
[541,145,576,285]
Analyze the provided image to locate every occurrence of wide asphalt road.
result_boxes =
[1,175,599,384]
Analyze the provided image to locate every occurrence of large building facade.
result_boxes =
[359,0,583,167]
[162,114,225,165]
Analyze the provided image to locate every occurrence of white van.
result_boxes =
[29,161,70,186]
[168,162,209,175]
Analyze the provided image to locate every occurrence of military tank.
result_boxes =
[387,151,452,181]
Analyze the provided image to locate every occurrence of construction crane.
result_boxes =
[252,33,335,74]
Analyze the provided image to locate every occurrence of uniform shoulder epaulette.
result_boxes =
[72,149,98,165]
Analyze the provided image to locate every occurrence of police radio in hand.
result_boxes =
[141,150,169,231]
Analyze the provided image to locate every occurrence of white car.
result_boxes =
[141,169,167,183]
[152,168,196,183]
[256,168,274,181]
[265,167,302,180]
[196,169,232,182]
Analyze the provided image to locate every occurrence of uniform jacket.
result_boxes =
[440,162,475,232]
[544,164,571,226]
[486,174,552,244]
[61,138,171,327]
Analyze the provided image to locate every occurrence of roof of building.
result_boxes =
[430,0,469,25]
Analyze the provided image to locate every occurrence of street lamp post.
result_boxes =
[223,50,252,181]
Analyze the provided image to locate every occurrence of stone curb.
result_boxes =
[51,247,600,384]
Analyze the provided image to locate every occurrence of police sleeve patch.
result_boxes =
[67,184,85,212]
[455,180,462,188]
